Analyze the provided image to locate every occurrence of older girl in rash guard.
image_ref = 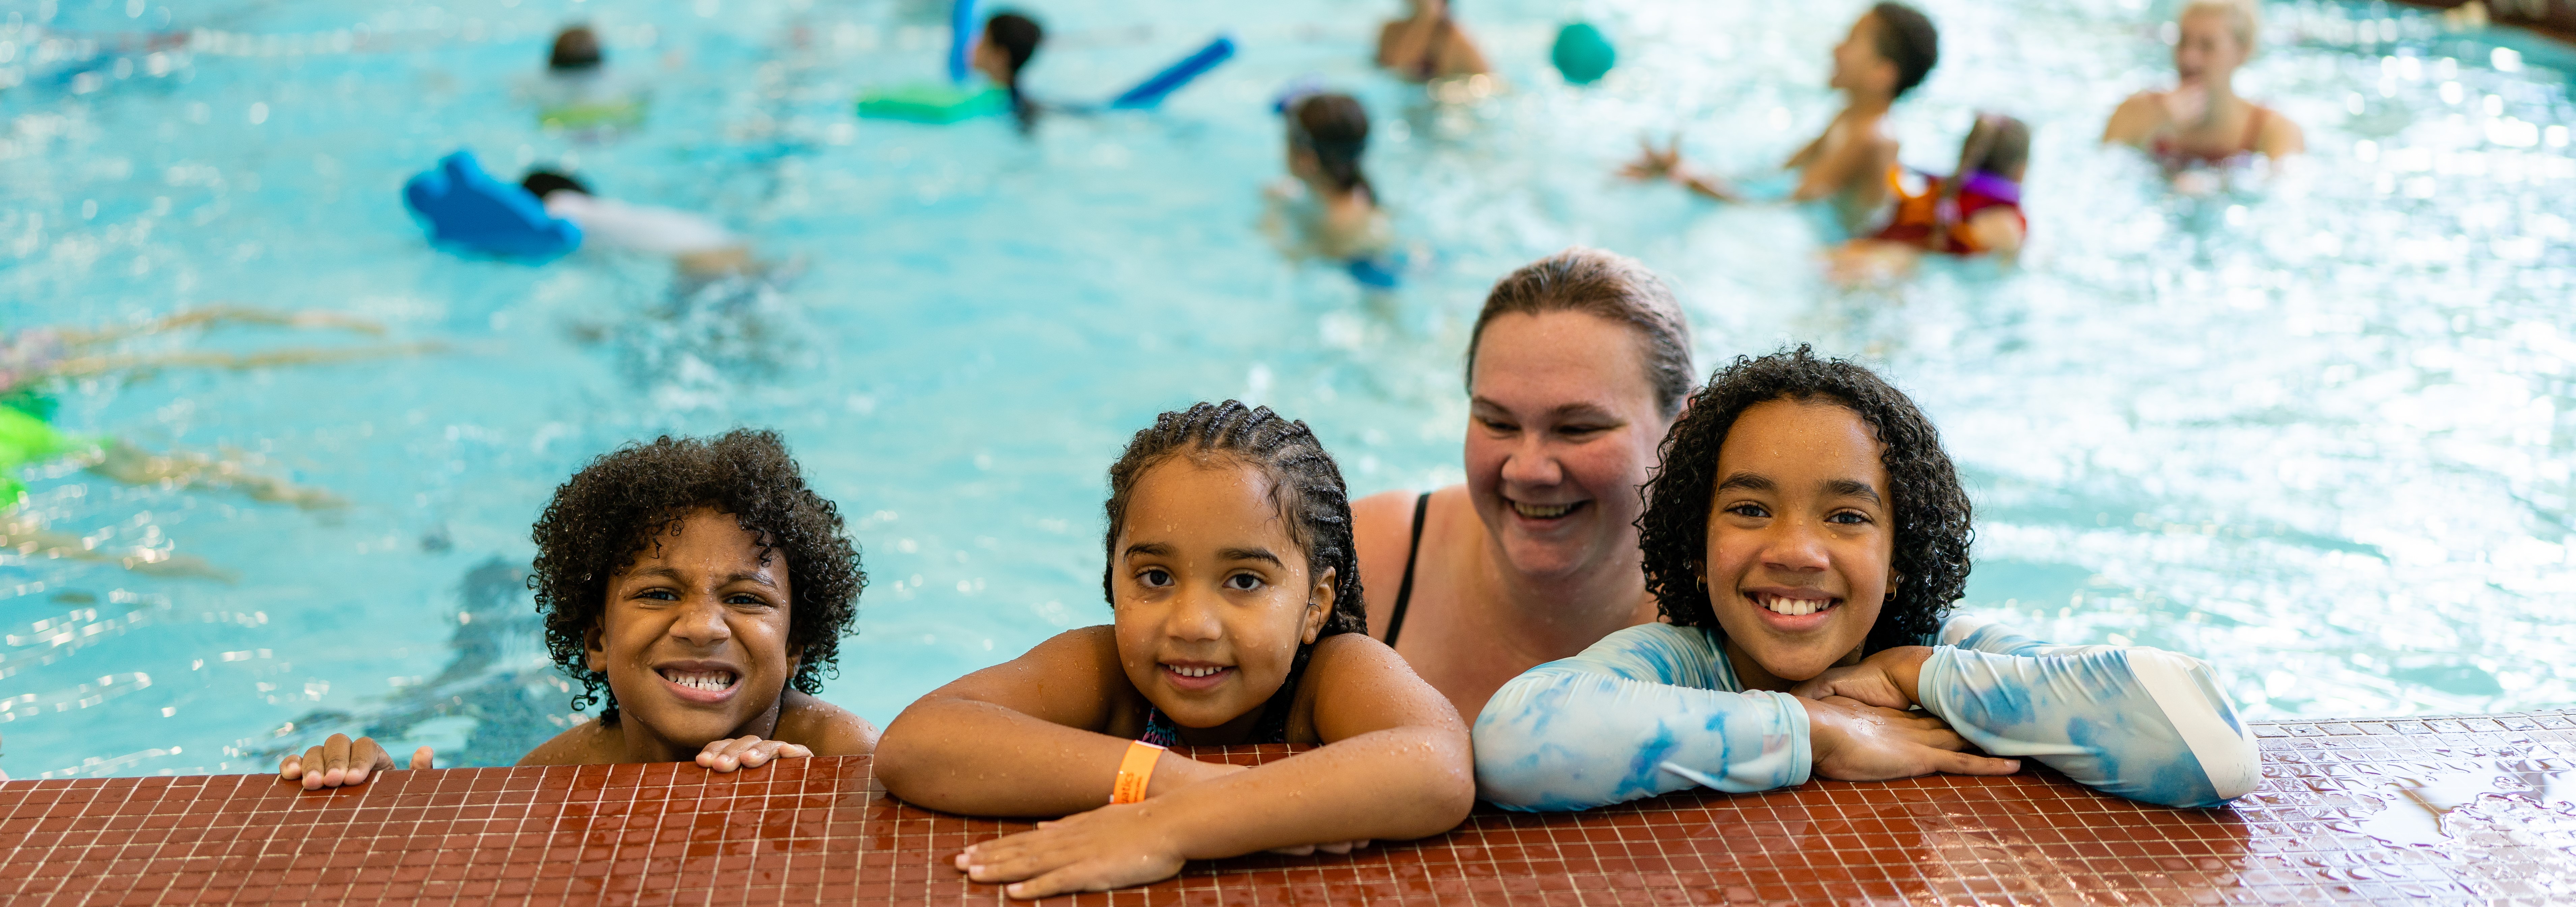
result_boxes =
[1473,348,2258,811]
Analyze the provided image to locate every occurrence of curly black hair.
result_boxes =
[1102,401,1365,739]
[1638,346,1972,655]
[530,429,864,723]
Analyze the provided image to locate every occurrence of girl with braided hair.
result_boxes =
[878,401,1472,900]
[1474,348,2259,812]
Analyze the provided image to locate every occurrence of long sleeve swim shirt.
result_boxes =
[1472,616,2259,811]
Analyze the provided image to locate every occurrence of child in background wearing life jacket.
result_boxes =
[875,402,1472,900]
[1831,113,2030,283]
[279,430,878,788]
[1622,3,1939,237]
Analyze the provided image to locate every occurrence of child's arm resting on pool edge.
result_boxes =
[1794,618,2261,809]
[1472,624,2016,812]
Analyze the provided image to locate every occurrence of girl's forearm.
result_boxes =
[876,699,1232,816]
[1144,726,1473,858]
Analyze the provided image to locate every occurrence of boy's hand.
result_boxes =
[1805,696,2019,782]
[279,734,432,789]
[1790,645,1936,710]
[695,736,812,772]
[955,803,1186,900]
[1619,135,1684,181]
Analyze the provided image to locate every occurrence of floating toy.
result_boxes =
[948,0,978,83]
[1551,22,1616,85]
[401,150,583,259]
[858,34,1235,123]
[538,97,647,130]
[0,404,85,506]
[856,82,1010,123]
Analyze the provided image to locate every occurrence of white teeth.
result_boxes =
[661,670,737,691]
[1513,501,1576,518]
[1168,665,1225,679]
[1759,594,1830,617]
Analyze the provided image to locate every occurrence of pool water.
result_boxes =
[1,0,2571,780]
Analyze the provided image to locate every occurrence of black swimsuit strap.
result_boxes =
[1382,491,1432,648]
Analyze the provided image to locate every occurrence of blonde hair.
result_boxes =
[2180,0,2260,53]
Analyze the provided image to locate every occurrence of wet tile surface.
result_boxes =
[5,712,2575,905]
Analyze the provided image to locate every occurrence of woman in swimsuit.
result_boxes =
[1376,0,1490,83]
[877,402,1471,900]
[2102,0,2303,168]
[1348,248,1692,724]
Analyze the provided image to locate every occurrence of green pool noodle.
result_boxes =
[1552,22,1616,85]
[0,404,85,507]
[856,83,1009,124]
[539,98,648,130]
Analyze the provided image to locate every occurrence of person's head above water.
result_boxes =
[531,429,863,746]
[1287,93,1372,196]
[2173,0,2258,87]
[1832,2,1938,101]
[1100,401,1365,736]
[1637,346,1972,684]
[973,12,1044,127]
[520,169,591,200]
[1462,248,1693,582]
[1958,113,2031,182]
[550,25,604,72]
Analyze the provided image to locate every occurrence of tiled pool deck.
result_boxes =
[5,712,2574,905]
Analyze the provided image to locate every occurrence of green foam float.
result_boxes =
[855,83,1010,124]
[0,404,85,507]
[1552,22,1617,86]
[539,98,648,130]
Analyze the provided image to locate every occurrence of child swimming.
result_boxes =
[1621,3,1939,236]
[279,429,877,787]
[1265,93,1396,268]
[1473,348,2259,811]
[972,12,1046,131]
[520,169,756,278]
[1830,113,2030,282]
[1377,0,1491,83]
[875,401,1473,899]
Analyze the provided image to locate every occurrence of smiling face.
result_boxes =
[1828,13,1894,95]
[1700,399,1895,686]
[1467,310,1671,583]
[1110,456,1331,738]
[587,507,798,751]
[2172,8,2247,86]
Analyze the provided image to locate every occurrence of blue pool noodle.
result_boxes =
[401,150,582,260]
[948,0,976,83]
[1108,35,1235,109]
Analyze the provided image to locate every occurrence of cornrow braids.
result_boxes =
[1101,400,1367,738]
[1636,346,1972,655]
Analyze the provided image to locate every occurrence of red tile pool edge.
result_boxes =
[4,711,2574,905]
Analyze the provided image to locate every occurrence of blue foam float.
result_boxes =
[1109,35,1236,109]
[401,150,582,259]
[862,33,1235,123]
[947,0,977,83]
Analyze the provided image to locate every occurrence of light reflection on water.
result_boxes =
[0,0,2570,779]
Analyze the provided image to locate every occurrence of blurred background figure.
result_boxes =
[529,24,648,132]
[1378,0,1489,83]
[1267,93,1393,265]
[972,11,1046,131]
[1831,113,2031,284]
[2101,0,2302,169]
[520,170,757,279]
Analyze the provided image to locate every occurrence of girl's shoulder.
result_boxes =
[518,716,623,766]
[777,690,881,756]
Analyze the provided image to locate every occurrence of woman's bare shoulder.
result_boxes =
[776,690,880,756]
[517,718,622,766]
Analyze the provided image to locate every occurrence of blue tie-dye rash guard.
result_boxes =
[1472,615,2259,812]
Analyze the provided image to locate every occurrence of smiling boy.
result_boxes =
[281,430,876,788]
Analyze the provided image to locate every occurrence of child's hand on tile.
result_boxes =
[279,734,432,789]
[1806,695,2018,782]
[695,736,812,772]
[953,803,1186,899]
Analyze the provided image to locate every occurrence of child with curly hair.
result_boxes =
[1473,347,2257,810]
[279,429,876,787]
[875,401,1472,900]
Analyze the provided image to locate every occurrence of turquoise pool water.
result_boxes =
[2,0,2571,779]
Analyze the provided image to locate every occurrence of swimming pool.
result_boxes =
[1,0,2570,780]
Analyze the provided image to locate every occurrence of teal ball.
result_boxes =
[1551,22,1616,85]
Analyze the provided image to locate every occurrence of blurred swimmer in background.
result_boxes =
[973,12,1047,132]
[2102,0,2303,173]
[520,170,758,279]
[1830,113,2031,284]
[527,24,650,133]
[1265,93,1395,268]
[1621,3,1940,237]
[1378,0,1490,83]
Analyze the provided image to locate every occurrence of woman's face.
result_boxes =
[589,507,798,748]
[1111,457,1330,735]
[1700,399,1894,683]
[1466,310,1672,583]
[2172,10,2246,86]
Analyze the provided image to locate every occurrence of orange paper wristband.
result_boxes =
[1110,740,1165,804]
